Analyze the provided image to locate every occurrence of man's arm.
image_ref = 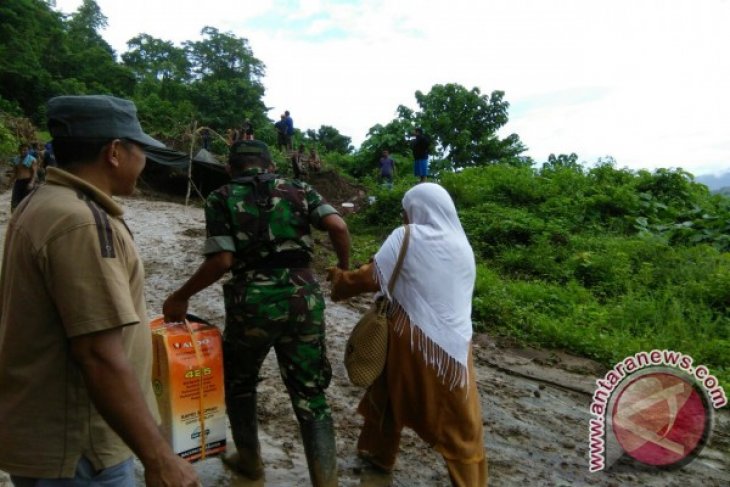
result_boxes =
[320,213,350,270]
[29,158,39,188]
[70,328,199,487]
[163,251,234,322]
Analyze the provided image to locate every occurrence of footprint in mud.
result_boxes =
[181,227,206,238]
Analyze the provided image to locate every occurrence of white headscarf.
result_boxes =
[374,183,476,389]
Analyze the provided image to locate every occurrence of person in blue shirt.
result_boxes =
[10,144,38,211]
[379,150,396,189]
[274,114,287,151]
[284,110,294,151]
[410,128,430,183]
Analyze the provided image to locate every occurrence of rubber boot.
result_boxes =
[223,393,265,480]
[299,417,338,487]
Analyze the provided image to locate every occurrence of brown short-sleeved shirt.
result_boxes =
[0,168,158,478]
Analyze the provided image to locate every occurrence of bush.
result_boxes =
[449,163,730,385]
[0,119,18,161]
[461,204,546,260]
[353,181,409,229]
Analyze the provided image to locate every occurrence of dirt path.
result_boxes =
[0,190,728,486]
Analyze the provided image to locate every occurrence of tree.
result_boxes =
[185,27,267,130]
[304,125,353,154]
[122,35,194,139]
[359,119,412,159]
[122,34,191,122]
[186,26,264,82]
[123,34,191,85]
[0,0,67,118]
[358,83,525,174]
[61,0,134,96]
[351,118,414,179]
[67,0,107,33]
[0,3,271,151]
[0,0,130,118]
[120,27,270,141]
[411,84,525,169]
[542,153,582,173]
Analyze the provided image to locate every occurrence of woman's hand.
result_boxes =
[327,262,380,301]
[326,266,341,283]
[326,266,345,302]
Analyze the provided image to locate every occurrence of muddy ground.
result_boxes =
[0,184,728,486]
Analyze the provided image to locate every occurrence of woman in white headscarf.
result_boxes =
[328,183,487,486]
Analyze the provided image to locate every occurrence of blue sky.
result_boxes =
[55,0,730,176]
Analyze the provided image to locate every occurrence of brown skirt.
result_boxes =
[330,263,487,485]
[358,314,485,463]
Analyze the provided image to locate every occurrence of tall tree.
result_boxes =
[184,27,267,130]
[62,0,134,95]
[410,84,526,169]
[304,125,353,154]
[67,0,107,34]
[0,0,67,117]
[123,34,191,85]
[358,83,525,175]
[122,35,194,138]
[355,117,413,177]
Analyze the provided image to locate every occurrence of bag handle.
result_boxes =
[386,224,410,296]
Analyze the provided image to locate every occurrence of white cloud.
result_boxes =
[52,0,730,175]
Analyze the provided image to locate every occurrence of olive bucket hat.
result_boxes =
[47,95,164,148]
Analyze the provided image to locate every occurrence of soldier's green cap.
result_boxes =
[47,95,164,148]
[230,139,271,159]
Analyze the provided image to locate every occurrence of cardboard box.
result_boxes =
[150,316,227,461]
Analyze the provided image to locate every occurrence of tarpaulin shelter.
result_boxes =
[141,146,229,200]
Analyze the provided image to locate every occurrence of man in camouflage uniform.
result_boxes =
[163,140,350,486]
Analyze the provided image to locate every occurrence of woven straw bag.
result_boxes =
[345,225,410,387]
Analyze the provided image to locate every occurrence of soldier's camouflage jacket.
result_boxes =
[203,166,338,288]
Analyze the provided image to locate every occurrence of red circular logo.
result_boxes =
[611,372,709,467]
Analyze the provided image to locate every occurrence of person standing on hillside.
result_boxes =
[201,127,211,150]
[308,147,322,172]
[274,114,287,151]
[284,110,294,151]
[163,140,350,487]
[291,143,306,179]
[242,119,254,140]
[410,127,430,183]
[0,95,200,487]
[379,149,396,189]
[9,143,38,211]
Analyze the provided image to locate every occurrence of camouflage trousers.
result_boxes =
[222,268,332,422]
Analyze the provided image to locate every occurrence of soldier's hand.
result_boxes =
[163,293,189,323]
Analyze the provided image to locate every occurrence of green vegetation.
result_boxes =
[351,163,730,385]
[0,0,357,160]
[1,1,726,386]
[0,0,269,151]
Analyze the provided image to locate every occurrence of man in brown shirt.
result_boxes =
[0,95,199,486]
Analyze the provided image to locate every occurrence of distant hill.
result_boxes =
[696,171,730,190]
